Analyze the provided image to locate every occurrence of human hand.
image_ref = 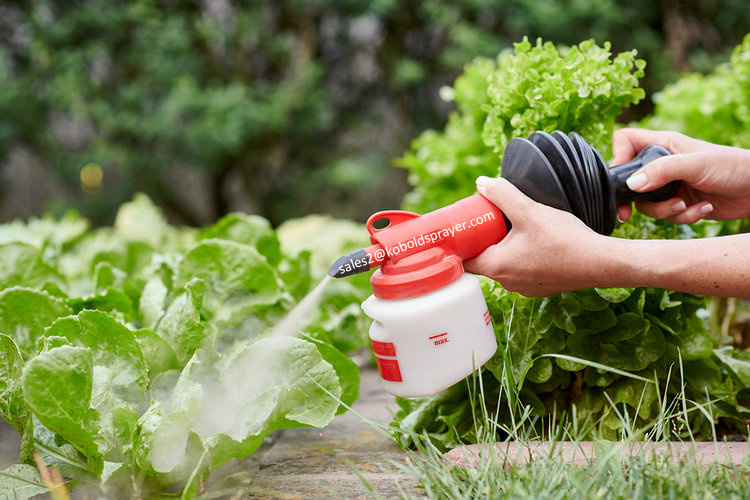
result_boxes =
[612,128,750,223]
[463,176,607,296]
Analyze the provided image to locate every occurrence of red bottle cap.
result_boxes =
[370,247,463,299]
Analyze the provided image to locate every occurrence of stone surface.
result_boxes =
[444,441,750,469]
[0,420,21,470]
[243,367,424,499]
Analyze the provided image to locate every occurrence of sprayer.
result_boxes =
[328,130,680,398]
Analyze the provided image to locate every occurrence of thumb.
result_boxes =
[475,176,536,222]
[625,153,703,192]
[463,243,505,278]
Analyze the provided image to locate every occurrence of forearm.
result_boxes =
[596,233,750,298]
[468,176,750,298]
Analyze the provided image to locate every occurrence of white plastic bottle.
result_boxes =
[362,272,497,398]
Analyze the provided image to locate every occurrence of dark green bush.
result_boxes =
[1,1,749,225]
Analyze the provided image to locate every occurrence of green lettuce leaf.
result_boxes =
[113,193,171,248]
[44,310,149,412]
[134,328,180,377]
[304,335,360,415]
[138,275,169,329]
[177,239,282,328]
[136,337,344,474]
[22,346,104,475]
[0,463,49,500]
[0,243,64,292]
[198,213,282,266]
[199,337,342,468]
[0,334,33,461]
[714,349,750,387]
[0,287,70,360]
[0,211,88,249]
[154,278,207,364]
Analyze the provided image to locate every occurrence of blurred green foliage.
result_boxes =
[0,0,749,225]
[645,34,750,148]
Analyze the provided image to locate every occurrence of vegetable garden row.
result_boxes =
[2,35,750,498]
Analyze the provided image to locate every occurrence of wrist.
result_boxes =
[591,237,666,289]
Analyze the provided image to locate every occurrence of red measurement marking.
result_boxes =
[371,340,396,357]
[375,356,402,382]
[430,332,450,346]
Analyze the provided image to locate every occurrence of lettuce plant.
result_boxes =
[644,33,750,148]
[0,195,366,497]
[397,37,645,213]
[393,38,750,449]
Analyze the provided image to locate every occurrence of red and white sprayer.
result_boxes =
[328,131,679,397]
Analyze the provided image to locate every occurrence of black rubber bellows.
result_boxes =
[500,131,680,235]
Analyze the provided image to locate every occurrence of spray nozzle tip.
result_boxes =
[328,248,371,278]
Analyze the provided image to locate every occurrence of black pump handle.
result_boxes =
[609,145,681,204]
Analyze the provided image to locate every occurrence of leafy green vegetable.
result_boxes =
[644,33,750,149]
[0,287,71,360]
[153,278,207,365]
[0,243,64,292]
[196,336,343,468]
[276,214,373,352]
[398,37,645,213]
[392,37,750,448]
[0,463,49,500]
[0,334,33,462]
[177,240,282,332]
[0,195,365,498]
[22,345,104,474]
[482,39,645,157]
[44,311,150,412]
[397,56,498,213]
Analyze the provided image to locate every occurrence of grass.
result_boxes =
[371,337,750,499]
[395,442,750,498]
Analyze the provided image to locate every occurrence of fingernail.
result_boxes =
[626,173,648,191]
[476,176,493,187]
[670,201,687,213]
[700,203,714,215]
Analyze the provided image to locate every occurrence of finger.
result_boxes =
[463,244,504,276]
[612,128,694,166]
[625,153,705,192]
[611,128,642,165]
[617,203,633,222]
[633,197,688,220]
[666,202,714,225]
[612,128,668,164]
[475,176,537,222]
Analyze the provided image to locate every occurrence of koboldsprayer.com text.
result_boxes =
[382,211,496,258]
